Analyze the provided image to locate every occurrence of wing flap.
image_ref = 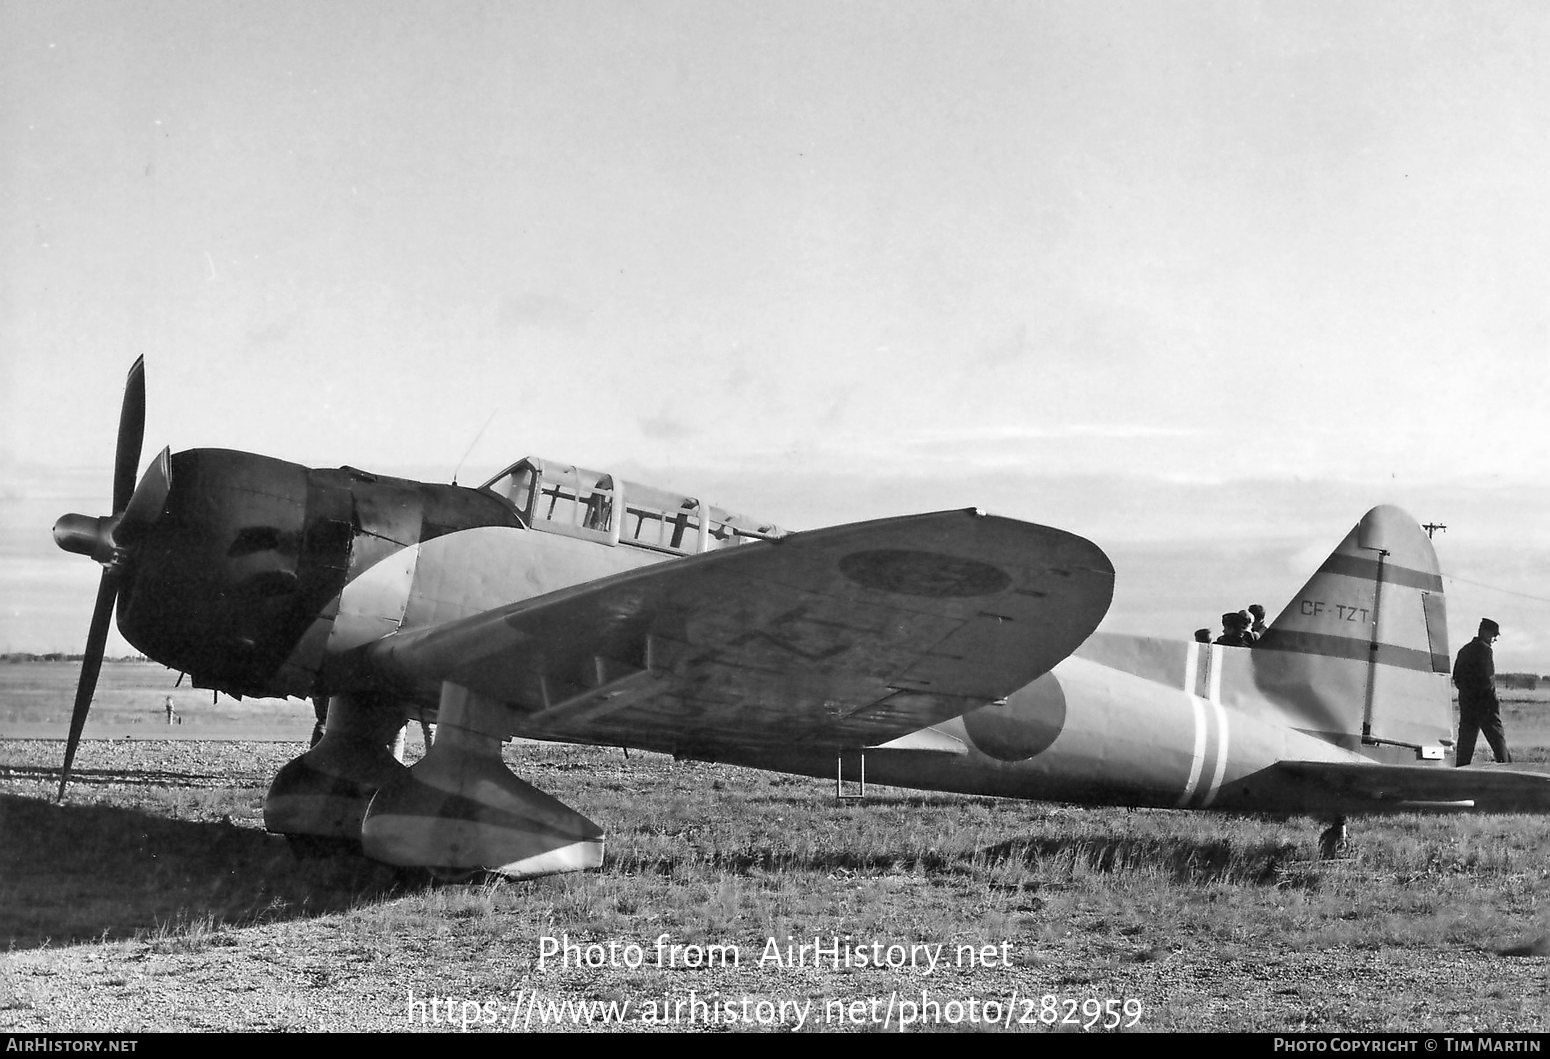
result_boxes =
[366,509,1113,755]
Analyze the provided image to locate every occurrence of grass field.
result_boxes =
[1,663,1547,1033]
[0,660,315,740]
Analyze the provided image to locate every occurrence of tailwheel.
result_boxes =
[1318,816,1349,860]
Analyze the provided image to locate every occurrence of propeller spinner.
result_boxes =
[51,356,172,799]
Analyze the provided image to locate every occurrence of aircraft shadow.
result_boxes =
[0,793,406,951]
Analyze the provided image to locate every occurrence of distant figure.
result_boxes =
[1248,603,1269,639]
[1454,618,1510,766]
[164,695,176,726]
[1194,628,1212,644]
[1215,611,1254,648]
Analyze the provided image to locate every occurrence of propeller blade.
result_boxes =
[111,356,146,515]
[58,574,117,800]
[116,446,172,549]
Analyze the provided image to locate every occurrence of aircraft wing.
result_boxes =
[1273,760,1550,813]
[364,509,1113,756]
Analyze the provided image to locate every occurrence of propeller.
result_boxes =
[51,356,171,799]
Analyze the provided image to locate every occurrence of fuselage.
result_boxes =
[699,636,1389,817]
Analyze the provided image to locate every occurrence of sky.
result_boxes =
[3,1,1549,671]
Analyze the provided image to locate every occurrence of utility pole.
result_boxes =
[1422,522,1446,540]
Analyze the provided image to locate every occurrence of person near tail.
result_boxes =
[1214,611,1254,647]
[1247,603,1268,639]
[1453,618,1511,766]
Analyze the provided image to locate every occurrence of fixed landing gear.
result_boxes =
[268,683,604,879]
[361,683,605,880]
[265,692,409,844]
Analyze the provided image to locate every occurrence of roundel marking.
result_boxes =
[961,671,1067,761]
[838,548,1011,598]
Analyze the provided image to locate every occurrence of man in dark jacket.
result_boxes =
[1453,618,1511,766]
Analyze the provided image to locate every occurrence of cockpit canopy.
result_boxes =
[481,457,785,556]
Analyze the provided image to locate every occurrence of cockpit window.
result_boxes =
[481,457,784,554]
[505,464,537,522]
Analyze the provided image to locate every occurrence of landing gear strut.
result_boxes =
[361,682,604,879]
[265,692,409,846]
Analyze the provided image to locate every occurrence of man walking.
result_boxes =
[1453,618,1511,766]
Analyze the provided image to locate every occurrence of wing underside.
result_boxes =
[364,509,1114,757]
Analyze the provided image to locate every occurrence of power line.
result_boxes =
[1443,573,1550,606]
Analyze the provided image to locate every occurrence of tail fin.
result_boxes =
[1252,506,1452,760]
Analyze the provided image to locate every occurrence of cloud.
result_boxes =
[246,310,298,348]
[637,412,696,442]
[908,424,1206,445]
[496,293,590,333]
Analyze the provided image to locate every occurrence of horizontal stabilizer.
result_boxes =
[1273,760,1550,814]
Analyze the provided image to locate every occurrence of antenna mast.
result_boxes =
[451,410,498,486]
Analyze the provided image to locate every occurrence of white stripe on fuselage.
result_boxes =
[1201,685,1230,808]
[1178,643,1232,809]
[1178,644,1208,807]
